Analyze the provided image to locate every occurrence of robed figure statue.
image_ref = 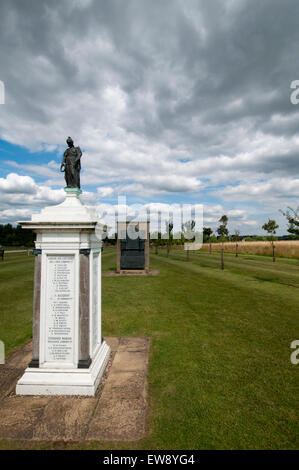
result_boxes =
[60,136,82,188]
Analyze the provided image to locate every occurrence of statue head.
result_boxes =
[66,136,73,147]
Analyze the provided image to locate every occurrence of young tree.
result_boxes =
[217,215,229,238]
[217,215,229,269]
[182,220,196,237]
[262,219,279,262]
[165,220,173,257]
[280,206,299,238]
[203,227,213,254]
[232,229,240,257]
[157,231,162,254]
[151,232,161,254]
[182,220,195,261]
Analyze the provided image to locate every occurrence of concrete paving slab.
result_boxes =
[33,396,97,441]
[87,337,150,441]
[0,396,50,439]
[118,337,150,353]
[112,351,148,373]
[105,337,120,352]
[0,337,150,442]
[6,340,32,369]
[0,367,24,398]
[101,371,146,401]
[86,398,146,441]
[0,340,33,398]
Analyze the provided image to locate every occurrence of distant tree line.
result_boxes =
[150,207,299,268]
[0,224,35,247]
[201,206,299,244]
[1,206,298,249]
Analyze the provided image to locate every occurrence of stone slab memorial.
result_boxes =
[116,221,150,274]
[16,137,110,396]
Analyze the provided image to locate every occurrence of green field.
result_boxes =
[0,249,298,449]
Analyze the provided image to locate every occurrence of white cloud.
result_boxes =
[0,173,64,212]
[0,208,34,222]
[218,177,299,202]
[96,186,115,198]
[0,173,37,194]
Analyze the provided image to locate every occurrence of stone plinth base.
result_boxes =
[16,341,110,396]
[104,270,159,277]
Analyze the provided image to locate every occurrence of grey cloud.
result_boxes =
[0,0,298,232]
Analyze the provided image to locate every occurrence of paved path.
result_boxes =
[3,250,29,253]
[0,337,150,442]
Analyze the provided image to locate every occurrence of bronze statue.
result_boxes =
[60,137,82,188]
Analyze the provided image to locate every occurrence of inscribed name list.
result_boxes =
[46,255,74,363]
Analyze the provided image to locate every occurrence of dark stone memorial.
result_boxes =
[117,221,150,274]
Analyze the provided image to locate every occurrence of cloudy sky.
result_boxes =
[0,0,299,235]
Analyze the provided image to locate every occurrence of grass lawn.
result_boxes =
[0,248,298,449]
[0,252,34,355]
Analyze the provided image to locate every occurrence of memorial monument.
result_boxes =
[16,138,110,395]
[117,221,150,274]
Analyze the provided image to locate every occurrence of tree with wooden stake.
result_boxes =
[280,206,299,238]
[232,229,240,257]
[182,220,195,261]
[165,220,173,257]
[203,227,213,254]
[217,215,229,270]
[152,232,161,255]
[262,219,279,262]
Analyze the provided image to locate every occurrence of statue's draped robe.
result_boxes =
[62,146,82,188]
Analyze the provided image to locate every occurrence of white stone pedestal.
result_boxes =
[16,188,110,396]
